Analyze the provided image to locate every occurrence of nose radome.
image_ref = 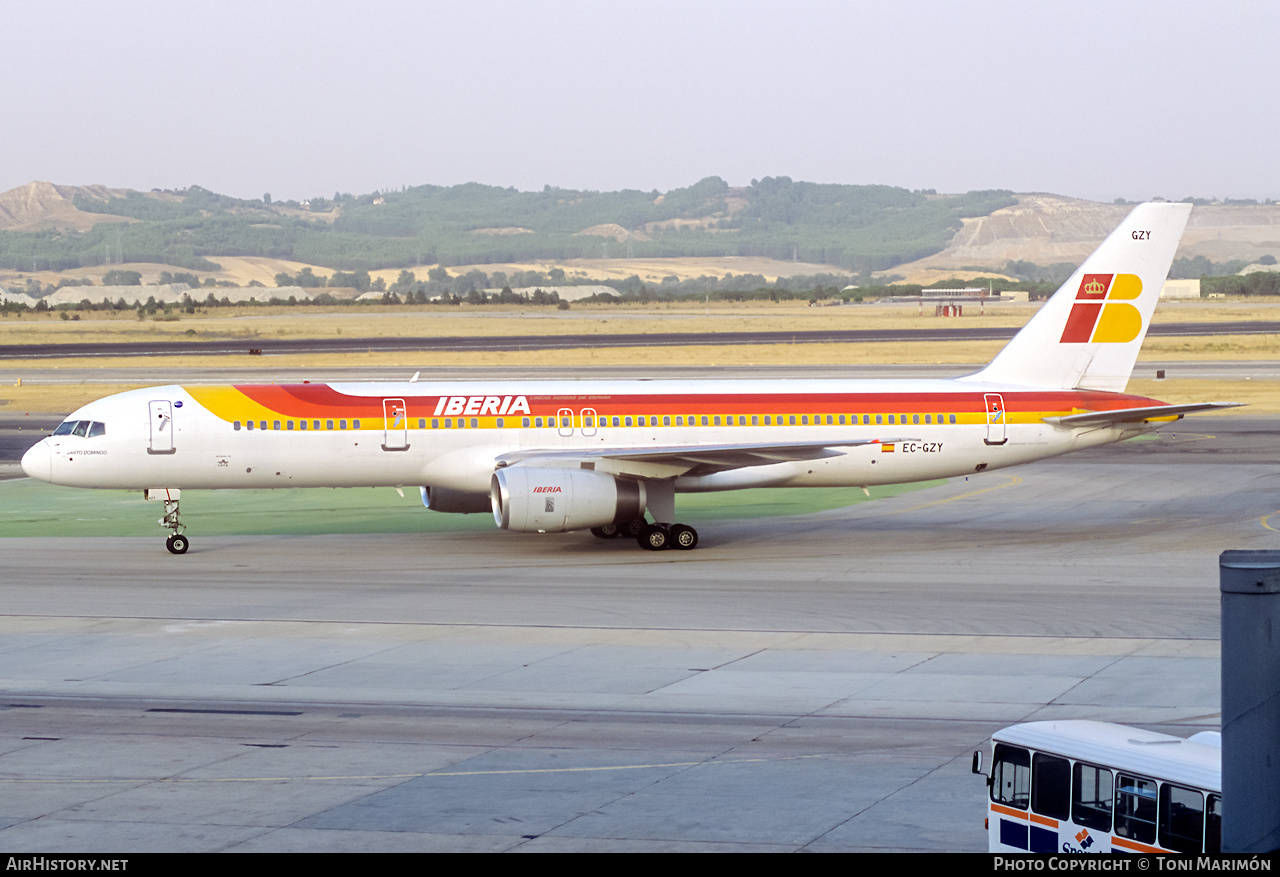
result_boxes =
[20,441,51,482]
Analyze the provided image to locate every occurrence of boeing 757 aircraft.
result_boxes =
[21,202,1236,553]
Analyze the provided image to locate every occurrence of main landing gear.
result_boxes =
[590,520,700,551]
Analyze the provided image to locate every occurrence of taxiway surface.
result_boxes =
[0,417,1274,851]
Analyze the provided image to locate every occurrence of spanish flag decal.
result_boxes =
[881,443,895,453]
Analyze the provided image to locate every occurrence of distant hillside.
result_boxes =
[885,194,1280,281]
[0,177,1014,275]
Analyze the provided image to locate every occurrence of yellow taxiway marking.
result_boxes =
[1260,510,1280,532]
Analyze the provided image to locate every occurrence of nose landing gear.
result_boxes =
[144,489,189,555]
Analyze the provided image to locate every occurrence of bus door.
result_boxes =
[148,400,176,455]
[984,393,1008,446]
[382,398,409,451]
[581,407,598,437]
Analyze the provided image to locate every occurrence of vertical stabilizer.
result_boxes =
[962,202,1191,391]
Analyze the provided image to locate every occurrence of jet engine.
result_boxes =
[420,485,492,514]
[491,467,646,533]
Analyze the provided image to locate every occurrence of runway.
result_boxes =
[0,416,1272,851]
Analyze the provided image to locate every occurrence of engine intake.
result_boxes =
[491,468,646,533]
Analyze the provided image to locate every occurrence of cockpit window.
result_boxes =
[54,420,105,438]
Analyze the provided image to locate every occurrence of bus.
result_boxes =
[973,720,1221,854]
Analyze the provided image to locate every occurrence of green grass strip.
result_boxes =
[0,478,942,537]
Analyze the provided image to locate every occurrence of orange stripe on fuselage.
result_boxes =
[186,385,1169,425]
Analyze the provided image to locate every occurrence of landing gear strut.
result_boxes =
[145,489,189,554]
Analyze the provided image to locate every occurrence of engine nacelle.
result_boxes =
[420,485,492,514]
[491,467,646,533]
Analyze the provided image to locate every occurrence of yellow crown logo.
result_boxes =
[1083,277,1105,296]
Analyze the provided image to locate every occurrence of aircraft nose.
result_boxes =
[20,441,51,482]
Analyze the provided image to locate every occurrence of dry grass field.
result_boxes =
[0,300,1276,413]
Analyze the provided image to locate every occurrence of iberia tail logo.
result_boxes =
[1059,273,1143,343]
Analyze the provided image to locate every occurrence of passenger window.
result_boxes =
[326,420,334,430]
[260,421,267,431]
[912,414,920,424]
[273,420,281,430]
[88,422,106,437]
[663,416,671,427]
[674,416,681,426]
[638,416,646,426]
[287,421,294,430]
[991,744,1030,809]
[1159,783,1205,853]
[470,418,477,428]
[612,417,620,426]
[234,421,242,431]
[713,416,720,426]
[312,420,319,430]
[246,421,254,431]
[496,418,504,428]
[586,416,595,427]
[789,415,797,425]
[434,419,441,429]
[535,417,543,427]
[826,415,833,425]
[839,415,846,425]
[299,421,306,431]
[418,419,425,429]
[925,415,931,424]
[1072,762,1113,832]
[801,416,808,425]
[1031,753,1070,820]
[353,419,360,429]
[752,415,760,426]
[444,419,452,428]
[863,415,870,425]
[876,415,883,425]
[522,417,530,427]
[1115,774,1158,844]
[949,414,956,424]
[339,420,347,430]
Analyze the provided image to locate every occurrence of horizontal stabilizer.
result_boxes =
[1044,402,1243,427]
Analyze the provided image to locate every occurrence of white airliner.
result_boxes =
[21,202,1236,554]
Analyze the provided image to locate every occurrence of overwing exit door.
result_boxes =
[382,398,409,451]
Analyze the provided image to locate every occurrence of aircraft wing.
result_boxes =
[496,437,916,479]
[1044,402,1244,427]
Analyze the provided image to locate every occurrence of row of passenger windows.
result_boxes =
[53,420,107,437]
[992,744,1220,853]
[234,419,360,431]
[232,413,964,432]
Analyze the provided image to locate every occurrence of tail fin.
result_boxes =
[962,202,1192,392]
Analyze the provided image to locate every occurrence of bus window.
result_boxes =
[1072,762,1113,832]
[1031,753,1070,821]
[1160,783,1205,853]
[991,743,1030,809]
[1115,774,1158,844]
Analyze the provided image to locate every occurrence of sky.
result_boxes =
[4,0,1277,203]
